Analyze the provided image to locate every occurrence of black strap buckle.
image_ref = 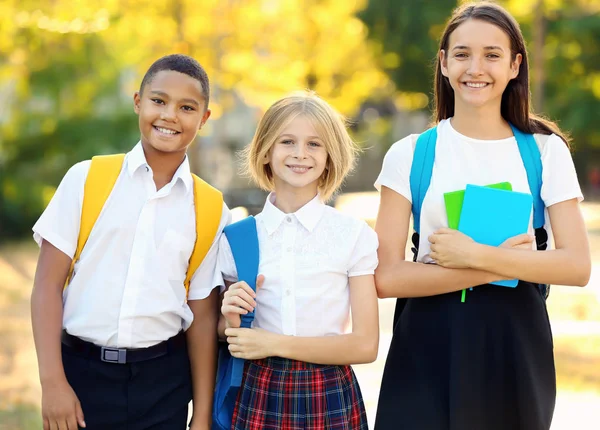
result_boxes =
[101,347,127,364]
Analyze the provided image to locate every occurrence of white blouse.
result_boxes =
[218,193,378,337]
[375,118,583,262]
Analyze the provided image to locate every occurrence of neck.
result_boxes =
[272,187,319,214]
[141,141,187,189]
[451,101,513,139]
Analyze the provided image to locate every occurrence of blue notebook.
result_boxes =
[458,184,533,287]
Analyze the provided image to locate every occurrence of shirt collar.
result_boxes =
[261,192,325,235]
[126,142,193,192]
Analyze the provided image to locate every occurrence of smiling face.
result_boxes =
[265,115,329,199]
[440,19,521,111]
[133,70,211,156]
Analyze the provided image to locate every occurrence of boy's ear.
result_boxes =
[133,92,141,114]
[199,108,211,130]
[440,50,449,77]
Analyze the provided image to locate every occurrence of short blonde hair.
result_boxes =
[243,91,358,202]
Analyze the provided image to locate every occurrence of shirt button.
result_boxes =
[286,217,292,223]
[286,290,291,296]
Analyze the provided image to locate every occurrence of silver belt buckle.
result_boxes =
[101,347,127,364]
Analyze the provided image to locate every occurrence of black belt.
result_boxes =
[61,330,186,364]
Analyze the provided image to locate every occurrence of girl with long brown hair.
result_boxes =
[373,2,590,429]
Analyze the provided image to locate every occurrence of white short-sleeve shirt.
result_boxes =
[217,193,378,337]
[33,142,231,348]
[375,118,583,262]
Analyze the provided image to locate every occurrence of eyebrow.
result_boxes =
[149,90,200,107]
[452,45,505,51]
[279,133,322,140]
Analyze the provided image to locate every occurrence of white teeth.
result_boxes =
[155,126,177,134]
[465,82,488,88]
[289,166,310,173]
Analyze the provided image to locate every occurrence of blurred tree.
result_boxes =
[0,0,389,237]
[358,0,457,110]
[503,0,600,190]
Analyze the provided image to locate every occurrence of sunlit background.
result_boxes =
[1,0,599,428]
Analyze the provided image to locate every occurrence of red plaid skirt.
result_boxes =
[231,356,368,430]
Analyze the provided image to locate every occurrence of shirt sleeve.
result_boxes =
[32,160,90,258]
[540,134,584,207]
[347,221,379,277]
[374,135,416,202]
[187,202,232,300]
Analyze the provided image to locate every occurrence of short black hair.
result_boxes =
[139,54,210,109]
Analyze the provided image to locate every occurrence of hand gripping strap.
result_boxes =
[224,216,260,328]
[223,216,259,385]
[212,216,260,430]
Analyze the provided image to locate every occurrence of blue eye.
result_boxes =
[309,141,321,147]
[281,139,294,145]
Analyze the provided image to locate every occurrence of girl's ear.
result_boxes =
[511,53,523,79]
[440,50,449,78]
[262,151,271,165]
[320,159,331,186]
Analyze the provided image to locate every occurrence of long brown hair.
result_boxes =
[433,1,570,146]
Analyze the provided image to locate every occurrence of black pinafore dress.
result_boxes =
[374,230,556,430]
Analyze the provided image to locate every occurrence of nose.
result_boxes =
[160,105,177,122]
[292,142,308,158]
[467,56,484,76]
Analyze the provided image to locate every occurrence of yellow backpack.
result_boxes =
[66,154,223,298]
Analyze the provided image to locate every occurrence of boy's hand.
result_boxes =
[42,378,85,429]
[221,275,264,329]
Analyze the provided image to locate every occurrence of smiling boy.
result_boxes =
[31,54,230,430]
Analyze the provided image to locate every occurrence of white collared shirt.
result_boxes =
[375,119,583,262]
[218,193,378,337]
[33,143,230,348]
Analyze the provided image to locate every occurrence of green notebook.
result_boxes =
[444,182,512,229]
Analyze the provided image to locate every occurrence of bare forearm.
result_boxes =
[31,287,66,385]
[472,246,590,287]
[272,332,378,366]
[187,313,218,423]
[375,260,498,298]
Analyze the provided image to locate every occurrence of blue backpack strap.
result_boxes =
[509,123,545,229]
[224,216,260,329]
[410,126,438,234]
[213,216,259,430]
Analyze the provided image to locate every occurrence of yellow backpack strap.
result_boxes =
[65,154,125,287]
[185,174,223,297]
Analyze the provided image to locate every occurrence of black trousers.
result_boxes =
[62,340,192,430]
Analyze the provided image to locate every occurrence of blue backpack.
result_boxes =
[392,123,549,328]
[212,216,259,430]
